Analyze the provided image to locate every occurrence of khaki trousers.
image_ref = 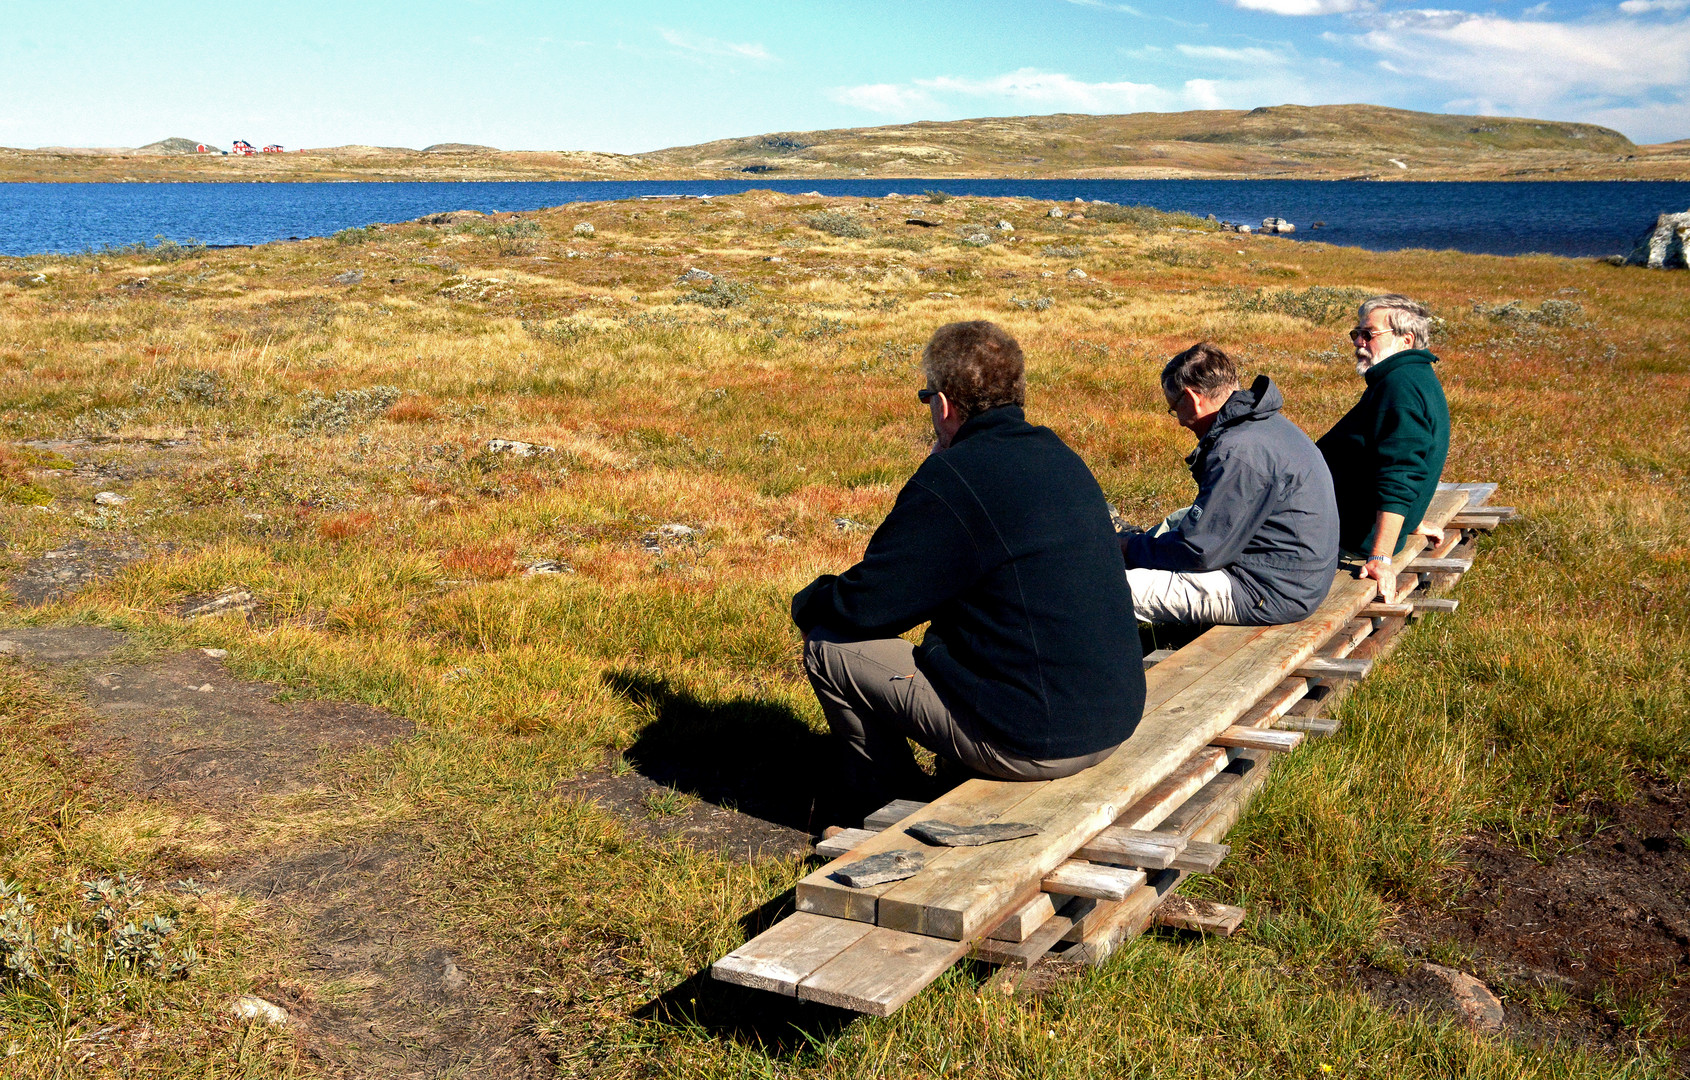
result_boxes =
[1125,505,1241,626]
[802,626,1115,795]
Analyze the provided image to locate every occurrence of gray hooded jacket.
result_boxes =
[1124,375,1340,625]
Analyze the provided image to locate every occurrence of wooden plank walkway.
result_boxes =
[712,483,1506,1014]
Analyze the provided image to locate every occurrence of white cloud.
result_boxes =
[828,66,1318,119]
[1229,0,1367,14]
[657,29,773,63]
[1175,43,1293,64]
[1345,10,1690,142]
[1618,0,1689,11]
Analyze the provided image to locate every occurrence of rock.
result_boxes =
[1604,254,1627,266]
[1423,963,1505,1032]
[573,222,595,237]
[1625,211,1690,268]
[201,648,230,659]
[1068,213,1085,221]
[0,639,21,656]
[656,523,696,541]
[182,589,256,619]
[1237,225,1253,234]
[963,232,991,245]
[997,220,1014,232]
[679,267,714,283]
[832,850,924,888]
[93,491,128,507]
[1073,197,1086,203]
[525,559,571,575]
[230,995,289,1026]
[1261,217,1296,234]
[764,256,785,263]
[485,439,555,457]
[441,956,468,993]
[906,820,1040,847]
[1067,268,1088,279]
[1048,208,1066,219]
[332,270,363,285]
[833,517,868,533]
[197,683,214,693]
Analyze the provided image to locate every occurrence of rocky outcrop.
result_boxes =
[1625,210,1690,268]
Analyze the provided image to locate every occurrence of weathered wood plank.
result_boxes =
[972,897,1093,968]
[1170,839,1230,874]
[1114,747,1230,830]
[1404,556,1472,573]
[1293,656,1372,679]
[1210,725,1305,753]
[1042,862,1147,901]
[1276,715,1341,736]
[1154,896,1247,937]
[794,927,968,1015]
[1142,648,1176,669]
[1232,678,1309,730]
[711,913,875,996]
[863,799,929,830]
[1438,481,1497,508]
[986,893,1058,943]
[815,828,881,860]
[1074,827,1186,869]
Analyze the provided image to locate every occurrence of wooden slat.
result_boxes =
[1210,725,1304,753]
[972,897,1093,968]
[1293,656,1372,679]
[1074,827,1186,869]
[711,913,875,995]
[794,927,968,1015]
[1042,862,1147,901]
[1154,896,1247,937]
[864,799,929,830]
[1404,556,1472,573]
[986,893,1058,943]
[1410,597,1459,613]
[815,828,881,860]
[1232,678,1309,730]
[1170,839,1230,874]
[1276,715,1340,736]
[1361,602,1415,617]
[1438,481,1497,508]
[1114,747,1230,830]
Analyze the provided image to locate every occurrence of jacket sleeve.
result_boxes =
[792,477,985,637]
[1123,449,1277,572]
[1370,386,1438,516]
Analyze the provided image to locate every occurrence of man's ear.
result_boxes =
[1183,386,1205,412]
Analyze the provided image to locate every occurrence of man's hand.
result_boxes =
[1413,524,1445,547]
[1358,557,1396,601]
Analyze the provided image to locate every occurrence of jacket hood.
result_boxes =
[1364,348,1439,385]
[1186,375,1281,464]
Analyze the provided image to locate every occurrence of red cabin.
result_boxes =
[262,144,284,153]
[231,140,256,156]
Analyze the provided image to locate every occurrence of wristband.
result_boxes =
[1365,555,1391,565]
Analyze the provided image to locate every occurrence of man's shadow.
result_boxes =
[603,669,833,835]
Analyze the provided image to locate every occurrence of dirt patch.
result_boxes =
[557,762,814,861]
[1370,778,1690,1063]
[0,624,128,663]
[224,841,550,1079]
[5,537,157,607]
[79,647,414,809]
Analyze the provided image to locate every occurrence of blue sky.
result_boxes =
[2,0,1686,150]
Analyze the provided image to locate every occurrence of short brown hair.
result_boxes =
[1161,342,1240,399]
[922,321,1026,422]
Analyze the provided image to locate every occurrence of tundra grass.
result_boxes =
[1,192,1687,1076]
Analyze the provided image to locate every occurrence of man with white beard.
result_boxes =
[1316,295,1451,601]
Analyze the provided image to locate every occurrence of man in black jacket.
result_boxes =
[792,321,1145,807]
[1122,343,1340,625]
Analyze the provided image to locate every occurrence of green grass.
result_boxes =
[1,190,1687,1076]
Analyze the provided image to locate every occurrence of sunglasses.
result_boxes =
[1349,327,1392,344]
[917,388,941,404]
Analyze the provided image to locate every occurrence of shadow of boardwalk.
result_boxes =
[605,670,834,836]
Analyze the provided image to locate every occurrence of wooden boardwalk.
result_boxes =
[713,482,1507,1015]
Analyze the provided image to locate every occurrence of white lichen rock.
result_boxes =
[231,995,289,1026]
[1625,211,1690,269]
[573,222,595,237]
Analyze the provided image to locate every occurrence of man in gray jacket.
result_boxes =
[1122,342,1340,625]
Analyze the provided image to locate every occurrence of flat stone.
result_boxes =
[832,850,924,888]
[230,995,289,1026]
[202,648,230,659]
[1423,963,1505,1032]
[906,820,1040,847]
[93,491,128,507]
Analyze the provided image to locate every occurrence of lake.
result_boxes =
[2,178,1685,259]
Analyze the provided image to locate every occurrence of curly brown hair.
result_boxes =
[922,321,1026,423]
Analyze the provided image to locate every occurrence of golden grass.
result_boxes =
[2,191,1688,1076]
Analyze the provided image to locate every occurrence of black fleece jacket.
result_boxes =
[791,406,1145,760]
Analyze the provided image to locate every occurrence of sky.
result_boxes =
[1,0,1686,151]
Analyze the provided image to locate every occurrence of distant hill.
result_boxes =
[136,137,215,155]
[635,104,1637,178]
[424,143,499,153]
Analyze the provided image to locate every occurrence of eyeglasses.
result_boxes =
[917,388,941,404]
[1349,327,1392,344]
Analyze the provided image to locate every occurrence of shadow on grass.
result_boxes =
[605,669,833,834]
[636,890,861,1051]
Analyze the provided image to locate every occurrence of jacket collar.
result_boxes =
[950,404,1025,447]
[1364,348,1439,385]
[1187,375,1280,464]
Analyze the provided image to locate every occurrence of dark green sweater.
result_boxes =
[1316,349,1450,555]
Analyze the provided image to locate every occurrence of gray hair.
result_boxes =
[1358,294,1433,349]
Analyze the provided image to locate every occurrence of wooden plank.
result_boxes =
[1276,715,1341,736]
[1142,648,1176,669]
[794,927,968,1015]
[971,897,1093,968]
[1114,747,1230,830]
[815,828,882,860]
[986,893,1057,943]
[1404,556,1472,573]
[1170,839,1230,874]
[1067,868,1182,963]
[1074,827,1186,869]
[1293,656,1372,679]
[1410,597,1459,613]
[864,799,929,830]
[1361,602,1415,617]
[1153,896,1246,937]
[711,912,875,996]
[1211,726,1305,753]
[1438,481,1497,508]
[1233,678,1309,730]
[1043,862,1147,901]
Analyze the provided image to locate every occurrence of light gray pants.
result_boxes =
[802,626,1115,792]
[1126,506,1241,626]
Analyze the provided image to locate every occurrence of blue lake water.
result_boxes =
[2,178,1686,259]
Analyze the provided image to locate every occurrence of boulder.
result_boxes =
[230,995,289,1026]
[1625,211,1690,268]
[332,270,363,285]
[1261,217,1296,234]
[679,267,714,283]
[1048,208,1066,219]
[573,222,595,237]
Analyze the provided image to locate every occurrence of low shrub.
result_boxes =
[441,541,518,580]
[0,446,51,506]
[291,386,402,434]
[1224,285,1374,324]
[676,279,754,309]
[804,211,871,240]
[1087,202,1211,229]
[1474,298,1586,327]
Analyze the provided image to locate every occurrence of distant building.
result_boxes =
[195,144,209,153]
[262,144,284,153]
[231,140,256,156]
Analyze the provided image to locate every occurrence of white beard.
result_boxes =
[1354,353,1380,376]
